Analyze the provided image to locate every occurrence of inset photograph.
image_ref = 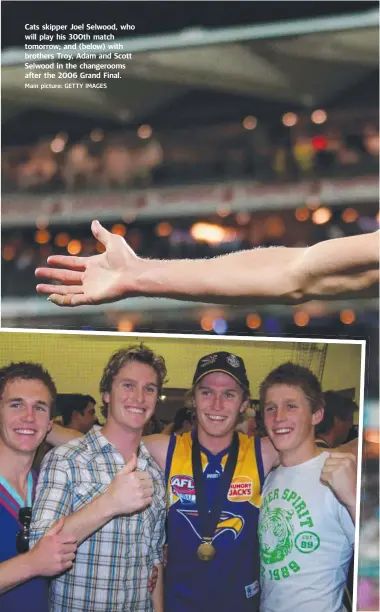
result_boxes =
[0,329,365,611]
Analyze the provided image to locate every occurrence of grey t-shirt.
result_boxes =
[259,452,354,612]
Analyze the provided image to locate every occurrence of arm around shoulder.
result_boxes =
[143,434,171,472]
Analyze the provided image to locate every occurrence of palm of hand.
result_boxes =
[82,235,138,304]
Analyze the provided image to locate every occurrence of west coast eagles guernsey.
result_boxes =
[165,431,264,612]
[259,452,354,612]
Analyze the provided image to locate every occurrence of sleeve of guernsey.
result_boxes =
[29,451,72,545]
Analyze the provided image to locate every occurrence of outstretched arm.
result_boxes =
[35,221,379,307]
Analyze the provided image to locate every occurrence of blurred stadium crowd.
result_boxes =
[2,109,379,193]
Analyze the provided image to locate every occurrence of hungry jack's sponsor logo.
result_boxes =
[228,476,253,502]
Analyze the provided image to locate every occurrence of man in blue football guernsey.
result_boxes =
[144,351,279,612]
[0,362,77,612]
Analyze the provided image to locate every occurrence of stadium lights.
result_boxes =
[264,215,285,238]
[35,230,51,245]
[242,116,257,130]
[282,112,298,127]
[312,136,328,151]
[191,223,227,245]
[312,207,332,225]
[294,311,310,327]
[340,310,356,325]
[311,109,327,125]
[2,245,16,261]
[212,318,228,334]
[235,212,251,225]
[200,316,214,332]
[55,233,70,248]
[50,136,66,153]
[111,224,127,236]
[246,314,261,329]
[155,222,173,237]
[67,240,82,255]
[341,208,359,223]
[90,129,104,142]
[138,124,152,139]
[117,317,134,332]
[295,207,310,222]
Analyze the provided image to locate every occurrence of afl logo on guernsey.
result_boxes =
[170,475,196,504]
[228,476,253,502]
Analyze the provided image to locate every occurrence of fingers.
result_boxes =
[46,517,65,535]
[37,284,84,296]
[47,255,89,270]
[136,471,153,482]
[61,551,77,561]
[322,456,356,470]
[35,268,83,283]
[120,453,137,474]
[47,293,88,307]
[60,536,77,545]
[327,452,357,461]
[92,220,112,247]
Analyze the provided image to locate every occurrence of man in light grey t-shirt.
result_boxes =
[258,363,356,612]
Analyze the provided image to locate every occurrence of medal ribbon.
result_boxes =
[192,431,239,545]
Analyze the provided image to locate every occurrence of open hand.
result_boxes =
[35,220,142,306]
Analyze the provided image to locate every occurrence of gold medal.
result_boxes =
[197,540,216,561]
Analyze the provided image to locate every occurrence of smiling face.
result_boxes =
[263,384,323,463]
[103,361,159,433]
[194,371,249,450]
[0,378,53,456]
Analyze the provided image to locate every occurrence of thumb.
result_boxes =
[121,452,138,475]
[91,220,111,247]
[46,517,65,536]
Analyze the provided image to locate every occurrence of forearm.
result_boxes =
[132,232,378,304]
[46,423,83,446]
[0,553,36,594]
[151,564,164,612]
[133,248,302,305]
[56,492,114,545]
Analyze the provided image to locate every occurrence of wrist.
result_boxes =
[102,487,121,520]
[22,549,38,580]
[126,257,166,298]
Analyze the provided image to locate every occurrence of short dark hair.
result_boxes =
[173,407,194,433]
[316,391,357,435]
[0,362,57,418]
[57,394,96,426]
[100,343,168,418]
[259,362,324,415]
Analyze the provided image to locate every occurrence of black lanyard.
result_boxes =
[192,432,239,542]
